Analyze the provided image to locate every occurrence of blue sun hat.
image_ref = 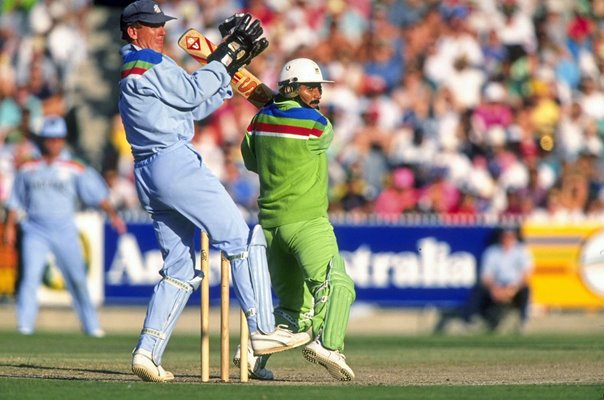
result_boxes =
[39,115,67,138]
[120,0,176,29]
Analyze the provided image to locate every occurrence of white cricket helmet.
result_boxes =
[278,58,333,90]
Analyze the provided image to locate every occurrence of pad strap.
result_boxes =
[141,328,166,340]
[227,251,248,261]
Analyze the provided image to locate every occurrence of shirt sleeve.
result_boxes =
[241,116,258,173]
[76,167,109,207]
[5,171,25,212]
[306,117,334,155]
[479,247,497,280]
[192,85,233,121]
[141,57,233,114]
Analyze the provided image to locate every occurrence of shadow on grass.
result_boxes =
[0,361,129,380]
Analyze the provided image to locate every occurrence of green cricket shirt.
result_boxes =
[241,98,334,228]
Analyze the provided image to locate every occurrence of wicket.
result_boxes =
[200,232,249,382]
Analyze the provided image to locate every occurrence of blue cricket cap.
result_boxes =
[39,115,67,138]
[120,0,176,28]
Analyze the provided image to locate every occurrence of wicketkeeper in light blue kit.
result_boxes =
[118,1,310,383]
[3,115,126,337]
[241,58,356,381]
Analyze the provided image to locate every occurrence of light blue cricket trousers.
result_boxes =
[17,220,101,334]
[133,142,257,362]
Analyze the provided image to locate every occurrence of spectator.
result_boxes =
[448,188,479,217]
[528,187,572,223]
[337,173,372,215]
[470,82,514,148]
[5,0,604,224]
[373,167,418,217]
[434,226,533,334]
[494,0,537,62]
[578,76,604,122]
[443,55,486,111]
[481,29,508,78]
[417,166,460,214]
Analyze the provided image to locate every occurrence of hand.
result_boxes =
[208,15,268,76]
[229,13,263,45]
[110,214,127,235]
[490,286,515,303]
[218,13,246,38]
[3,223,16,247]
[248,37,269,61]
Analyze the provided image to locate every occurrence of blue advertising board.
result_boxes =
[103,222,498,307]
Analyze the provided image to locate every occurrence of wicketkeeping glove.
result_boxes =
[208,14,268,77]
[218,13,246,38]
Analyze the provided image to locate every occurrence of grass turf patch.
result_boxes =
[0,332,602,399]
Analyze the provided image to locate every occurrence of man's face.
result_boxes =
[501,230,517,248]
[128,22,166,53]
[298,83,322,109]
[43,137,65,158]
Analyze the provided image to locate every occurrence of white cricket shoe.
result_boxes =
[303,338,355,381]
[18,327,33,336]
[87,329,106,338]
[233,344,274,380]
[251,325,312,356]
[131,349,174,383]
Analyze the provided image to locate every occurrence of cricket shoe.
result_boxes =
[303,338,355,381]
[251,324,312,356]
[132,348,174,383]
[233,344,274,380]
[87,329,106,338]
[18,327,33,336]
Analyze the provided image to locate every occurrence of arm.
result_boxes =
[98,199,126,235]
[3,171,25,247]
[76,166,126,234]
[481,274,514,304]
[241,117,258,173]
[3,209,19,247]
[501,247,533,300]
[151,58,234,111]
[306,115,334,155]
[479,247,509,302]
[123,49,233,114]
[480,247,532,304]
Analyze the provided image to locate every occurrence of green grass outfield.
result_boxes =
[0,332,602,400]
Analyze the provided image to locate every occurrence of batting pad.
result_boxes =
[316,255,356,352]
[248,224,276,334]
[143,270,203,364]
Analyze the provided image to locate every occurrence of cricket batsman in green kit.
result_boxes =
[240,58,356,381]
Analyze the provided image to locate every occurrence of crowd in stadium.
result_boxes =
[2,0,604,223]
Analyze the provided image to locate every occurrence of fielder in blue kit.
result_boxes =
[118,1,309,382]
[3,115,126,337]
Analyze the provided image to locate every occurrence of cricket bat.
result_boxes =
[178,28,275,108]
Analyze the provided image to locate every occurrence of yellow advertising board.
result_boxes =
[523,222,604,309]
[0,224,17,296]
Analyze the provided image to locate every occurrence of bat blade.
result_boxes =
[178,28,275,108]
